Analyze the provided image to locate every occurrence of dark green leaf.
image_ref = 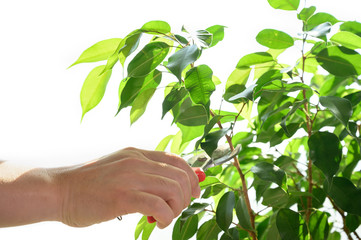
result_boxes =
[326,177,361,216]
[173,215,198,240]
[307,22,332,38]
[185,65,215,107]
[80,65,112,120]
[319,96,352,127]
[200,126,231,157]
[235,195,253,230]
[280,99,307,137]
[202,184,225,199]
[118,32,142,66]
[162,86,188,119]
[220,228,240,240]
[141,20,171,34]
[346,214,360,232]
[206,25,226,47]
[340,21,361,37]
[224,68,251,103]
[216,191,235,232]
[167,45,200,81]
[197,219,221,240]
[309,131,342,182]
[251,162,286,187]
[309,211,330,240]
[297,6,316,22]
[267,0,300,11]
[307,12,339,31]
[343,91,361,107]
[262,187,288,207]
[276,209,300,240]
[69,38,122,67]
[181,203,209,222]
[316,46,361,76]
[228,84,256,102]
[177,105,208,126]
[127,41,169,77]
[236,52,274,68]
[256,29,294,49]
[331,31,361,50]
[195,115,223,149]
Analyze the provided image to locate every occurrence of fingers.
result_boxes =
[140,149,201,198]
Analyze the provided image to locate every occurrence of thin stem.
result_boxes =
[328,196,354,240]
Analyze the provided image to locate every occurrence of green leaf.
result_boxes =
[319,96,352,127]
[235,195,253,230]
[173,215,198,240]
[328,231,341,240]
[141,20,171,34]
[127,41,169,77]
[326,177,361,216]
[206,25,226,47]
[308,131,342,182]
[167,45,200,81]
[195,115,223,149]
[340,21,361,38]
[262,187,289,207]
[331,31,361,50]
[155,135,174,151]
[130,87,157,124]
[118,70,162,114]
[297,6,316,22]
[200,126,231,157]
[260,80,310,93]
[80,65,112,120]
[346,214,360,232]
[309,211,330,240]
[197,219,221,240]
[316,46,361,76]
[216,191,235,233]
[199,176,221,189]
[343,91,361,107]
[194,30,213,48]
[134,216,156,240]
[228,84,256,102]
[181,203,209,222]
[177,105,208,126]
[162,86,188,119]
[251,162,286,187]
[185,65,215,107]
[223,67,251,103]
[118,32,142,67]
[69,38,122,67]
[236,52,274,68]
[307,12,339,31]
[267,0,300,11]
[280,99,307,137]
[276,209,300,240]
[256,29,294,49]
[306,22,332,38]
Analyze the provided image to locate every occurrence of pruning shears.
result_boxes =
[146,144,241,224]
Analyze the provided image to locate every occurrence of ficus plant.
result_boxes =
[69,0,361,239]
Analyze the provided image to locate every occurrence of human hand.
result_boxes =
[52,147,201,229]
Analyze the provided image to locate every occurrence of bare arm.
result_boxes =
[0,147,201,229]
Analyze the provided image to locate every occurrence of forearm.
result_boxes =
[0,161,60,227]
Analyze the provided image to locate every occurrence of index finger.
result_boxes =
[140,150,201,198]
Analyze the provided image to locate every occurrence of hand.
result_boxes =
[53,147,201,228]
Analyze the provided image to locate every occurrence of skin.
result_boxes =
[0,147,201,229]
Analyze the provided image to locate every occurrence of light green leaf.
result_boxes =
[276,209,300,240]
[206,25,226,47]
[309,211,330,240]
[127,41,169,77]
[134,216,156,240]
[319,96,352,127]
[167,45,200,81]
[331,31,361,50]
[236,52,274,68]
[308,131,342,182]
[177,105,208,126]
[297,6,316,22]
[307,12,339,30]
[280,99,307,137]
[118,32,142,67]
[130,88,157,124]
[185,65,215,107]
[224,67,251,103]
[216,191,235,232]
[256,29,294,49]
[69,38,122,68]
[197,219,221,240]
[251,162,286,187]
[80,65,112,120]
[340,21,361,37]
[162,86,188,119]
[235,196,253,230]
[199,176,221,189]
[171,130,190,155]
[155,135,174,151]
[141,20,171,34]
[267,0,300,11]
[316,46,361,76]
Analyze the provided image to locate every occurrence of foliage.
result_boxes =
[70,1,361,239]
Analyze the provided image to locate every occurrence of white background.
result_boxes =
[0,0,360,239]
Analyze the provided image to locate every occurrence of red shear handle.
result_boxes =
[147,169,206,224]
